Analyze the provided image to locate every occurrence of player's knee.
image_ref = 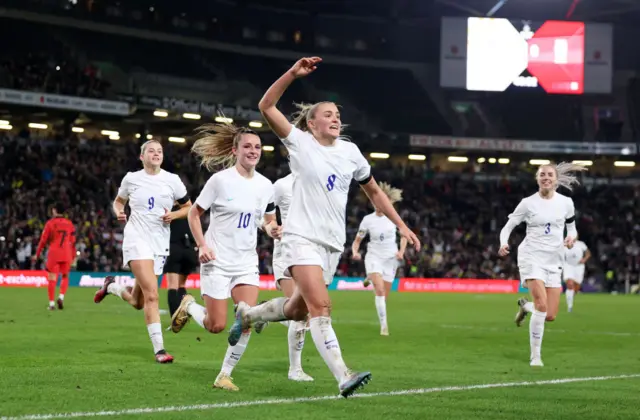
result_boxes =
[545,314,556,322]
[310,299,332,317]
[132,301,144,310]
[534,302,547,313]
[206,321,226,334]
[289,304,309,321]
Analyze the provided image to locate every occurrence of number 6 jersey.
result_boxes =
[280,125,371,252]
[499,192,577,272]
[195,167,275,275]
[117,169,188,256]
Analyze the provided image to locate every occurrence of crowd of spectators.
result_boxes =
[2,132,638,293]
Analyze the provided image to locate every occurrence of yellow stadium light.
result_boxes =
[153,110,169,118]
[572,160,593,166]
[101,130,118,136]
[614,161,635,167]
[498,158,510,164]
[183,113,201,120]
[448,156,468,163]
[370,152,390,159]
[72,127,84,133]
[215,116,233,124]
[477,157,486,163]
[0,124,12,130]
[168,137,186,143]
[529,159,551,165]
[408,154,426,161]
[0,120,9,125]
[249,121,263,128]
[29,123,48,130]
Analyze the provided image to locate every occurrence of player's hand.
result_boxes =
[352,252,362,261]
[498,245,510,257]
[161,209,176,225]
[395,251,405,261]
[198,245,215,264]
[264,222,283,240]
[116,210,127,223]
[289,57,322,78]
[399,226,421,252]
[564,236,576,249]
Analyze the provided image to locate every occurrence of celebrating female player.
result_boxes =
[351,182,407,336]
[94,139,191,364]
[271,172,314,381]
[228,57,421,398]
[170,123,281,391]
[499,162,586,367]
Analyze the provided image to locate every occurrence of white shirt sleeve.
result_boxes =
[280,124,304,153]
[565,198,578,238]
[357,218,369,239]
[499,199,528,247]
[172,175,188,202]
[273,180,284,208]
[195,175,218,211]
[117,172,132,200]
[351,144,372,183]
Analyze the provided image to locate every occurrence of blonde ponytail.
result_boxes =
[537,161,588,191]
[291,102,321,132]
[378,182,403,203]
[191,123,256,171]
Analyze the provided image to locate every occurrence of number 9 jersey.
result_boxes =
[195,167,275,275]
[117,169,188,271]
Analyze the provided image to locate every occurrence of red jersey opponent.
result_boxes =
[35,203,76,310]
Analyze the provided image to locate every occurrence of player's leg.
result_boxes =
[369,273,388,335]
[57,262,71,310]
[280,277,313,381]
[130,259,173,363]
[45,260,58,310]
[525,278,547,367]
[565,279,576,312]
[166,273,182,317]
[212,282,259,391]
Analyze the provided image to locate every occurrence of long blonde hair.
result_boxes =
[537,162,588,191]
[290,101,349,135]
[191,123,257,171]
[378,182,403,203]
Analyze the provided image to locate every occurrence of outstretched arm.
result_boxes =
[498,200,528,256]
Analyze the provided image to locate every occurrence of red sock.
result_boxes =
[60,275,69,296]
[48,280,56,302]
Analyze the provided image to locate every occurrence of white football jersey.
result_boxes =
[281,125,371,252]
[195,167,275,275]
[357,213,398,259]
[565,240,588,266]
[501,192,576,271]
[118,169,188,256]
[273,173,294,224]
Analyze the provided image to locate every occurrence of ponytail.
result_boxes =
[536,162,588,191]
[378,182,403,203]
[191,123,256,172]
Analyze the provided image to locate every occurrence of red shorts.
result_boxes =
[46,260,71,275]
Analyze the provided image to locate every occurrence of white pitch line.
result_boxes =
[439,324,640,337]
[1,374,639,420]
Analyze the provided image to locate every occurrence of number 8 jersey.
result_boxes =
[195,167,275,275]
[500,192,577,272]
[118,169,188,257]
[280,125,371,252]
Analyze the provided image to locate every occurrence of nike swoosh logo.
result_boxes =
[324,340,336,346]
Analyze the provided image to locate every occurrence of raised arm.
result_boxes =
[258,57,322,139]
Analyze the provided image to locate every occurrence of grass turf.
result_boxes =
[1,289,639,419]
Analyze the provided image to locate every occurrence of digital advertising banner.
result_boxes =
[0,270,527,293]
[440,17,613,94]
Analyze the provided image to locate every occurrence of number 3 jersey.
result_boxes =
[281,125,371,252]
[357,213,398,259]
[195,167,275,275]
[500,192,576,272]
[118,169,188,256]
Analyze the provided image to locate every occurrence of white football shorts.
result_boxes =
[563,264,585,284]
[519,263,562,289]
[122,239,167,276]
[199,263,259,300]
[364,255,398,283]
[279,234,340,286]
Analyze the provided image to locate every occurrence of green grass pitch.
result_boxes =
[1,288,639,419]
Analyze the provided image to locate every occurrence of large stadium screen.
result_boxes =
[440,17,613,95]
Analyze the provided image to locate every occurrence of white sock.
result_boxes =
[288,320,306,372]
[529,310,547,360]
[221,332,251,376]
[246,297,288,322]
[49,300,55,307]
[58,294,65,300]
[107,282,126,299]
[374,296,387,328]
[566,289,575,310]
[187,301,206,328]
[280,320,291,327]
[147,323,164,354]
[524,301,535,313]
[309,317,350,384]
